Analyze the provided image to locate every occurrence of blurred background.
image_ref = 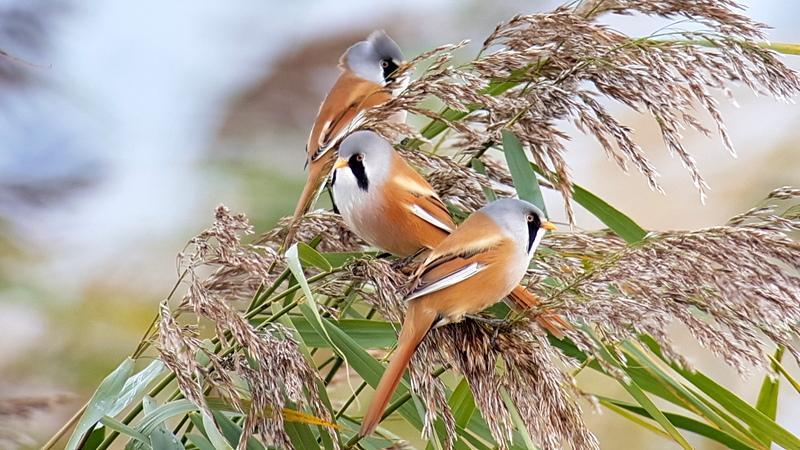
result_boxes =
[0,0,797,448]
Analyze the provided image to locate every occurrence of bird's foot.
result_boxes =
[465,314,510,348]
[390,254,420,275]
[465,314,507,327]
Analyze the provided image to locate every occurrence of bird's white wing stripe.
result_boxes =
[316,120,332,148]
[406,262,486,301]
[408,204,454,233]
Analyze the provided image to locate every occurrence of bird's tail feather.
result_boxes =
[359,304,437,437]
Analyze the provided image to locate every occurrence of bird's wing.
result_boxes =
[308,74,390,162]
[390,157,455,234]
[420,212,503,268]
[406,212,504,301]
[310,107,365,162]
[406,259,486,301]
[408,203,454,234]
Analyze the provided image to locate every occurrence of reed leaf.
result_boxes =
[753,347,784,446]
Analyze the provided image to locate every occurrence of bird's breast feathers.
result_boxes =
[332,168,398,251]
[332,168,376,223]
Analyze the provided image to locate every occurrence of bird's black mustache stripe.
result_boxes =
[527,214,541,253]
[348,154,369,191]
[382,59,399,82]
[327,171,340,214]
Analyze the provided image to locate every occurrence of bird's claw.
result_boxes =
[465,314,510,349]
[465,314,507,327]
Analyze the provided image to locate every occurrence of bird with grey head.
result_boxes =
[330,129,455,257]
[283,30,406,249]
[342,30,405,85]
[359,197,556,437]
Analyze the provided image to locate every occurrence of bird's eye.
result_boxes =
[381,60,389,68]
[356,153,365,162]
[526,214,535,223]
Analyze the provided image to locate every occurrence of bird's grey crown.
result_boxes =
[337,130,393,187]
[482,198,545,222]
[367,30,403,63]
[343,30,403,84]
[338,130,392,159]
[481,198,546,244]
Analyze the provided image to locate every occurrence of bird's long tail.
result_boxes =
[506,286,572,339]
[283,156,334,249]
[359,303,437,437]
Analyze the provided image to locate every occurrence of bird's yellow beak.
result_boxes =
[542,221,557,231]
[334,158,348,169]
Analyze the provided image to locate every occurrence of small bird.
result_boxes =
[358,197,556,437]
[331,130,453,257]
[284,30,406,248]
[331,130,567,332]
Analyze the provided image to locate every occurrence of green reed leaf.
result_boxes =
[641,336,800,449]
[753,347,784,446]
[66,358,135,450]
[502,129,547,214]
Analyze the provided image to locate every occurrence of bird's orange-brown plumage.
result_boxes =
[387,161,568,336]
[351,152,454,256]
[505,286,570,337]
[284,72,392,248]
[306,71,391,161]
[359,300,438,437]
[419,212,568,335]
[359,213,520,437]
[358,203,569,436]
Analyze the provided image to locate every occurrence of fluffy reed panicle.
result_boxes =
[433,321,601,450]
[574,0,766,36]
[158,206,337,449]
[182,206,284,304]
[157,303,209,411]
[364,0,800,223]
[533,187,800,374]
[258,210,364,253]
